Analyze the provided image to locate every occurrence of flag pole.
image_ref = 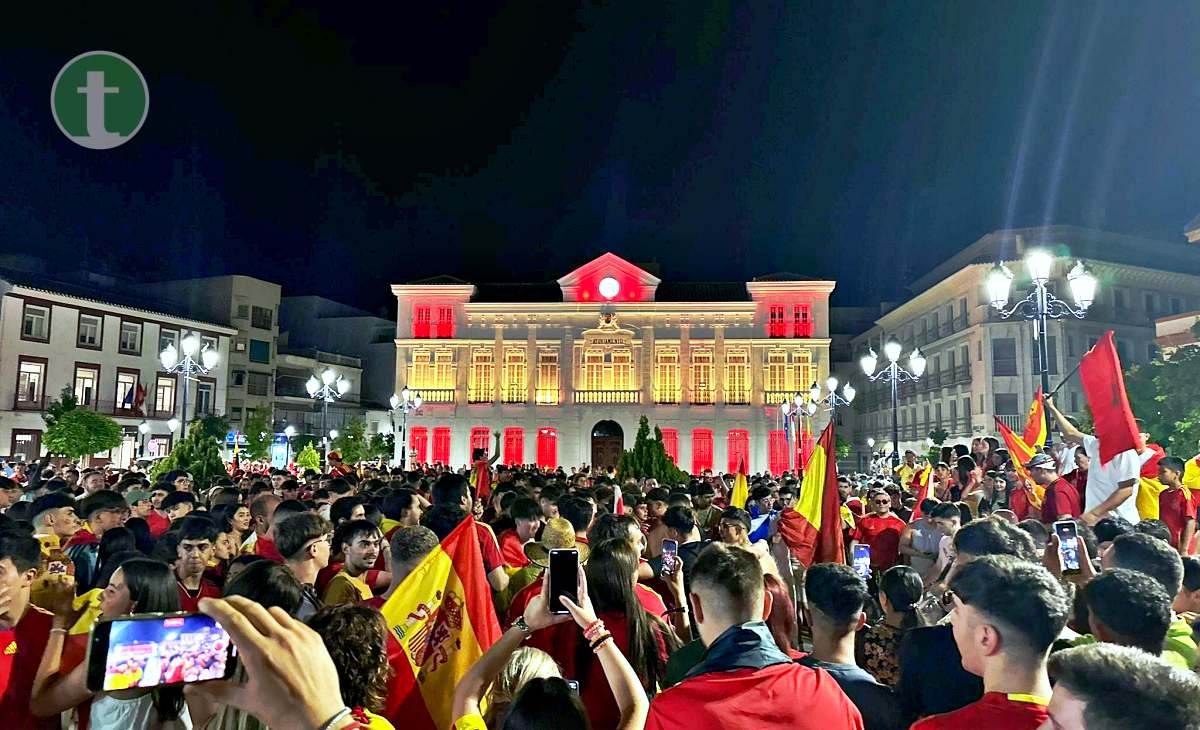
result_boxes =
[1048,358,1084,399]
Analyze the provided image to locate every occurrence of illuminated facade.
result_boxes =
[391,254,834,474]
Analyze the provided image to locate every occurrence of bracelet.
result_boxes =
[513,616,533,636]
[582,619,607,642]
[589,633,613,651]
[660,606,687,617]
[316,707,352,730]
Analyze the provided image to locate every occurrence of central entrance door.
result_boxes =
[591,420,624,471]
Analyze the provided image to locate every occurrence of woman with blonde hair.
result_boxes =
[481,647,562,726]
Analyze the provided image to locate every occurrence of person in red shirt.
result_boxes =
[470,432,501,501]
[912,555,1068,729]
[646,542,863,730]
[1026,453,1082,524]
[0,531,57,730]
[496,497,542,568]
[175,516,223,612]
[430,473,508,593]
[850,490,907,573]
[1157,456,1195,555]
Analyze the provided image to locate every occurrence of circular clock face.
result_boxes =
[598,276,620,299]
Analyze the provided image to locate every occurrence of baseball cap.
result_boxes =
[1024,453,1057,470]
[125,489,152,506]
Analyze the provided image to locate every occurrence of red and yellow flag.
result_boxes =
[778,421,843,566]
[1022,388,1048,448]
[730,459,749,509]
[995,416,1045,508]
[379,516,501,730]
[909,465,933,518]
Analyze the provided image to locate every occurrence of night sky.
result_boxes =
[2,1,1199,313]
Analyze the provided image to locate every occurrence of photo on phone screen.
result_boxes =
[661,539,679,574]
[87,613,237,692]
[548,548,579,615]
[852,544,871,580]
[1054,520,1082,574]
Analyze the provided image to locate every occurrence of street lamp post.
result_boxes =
[860,341,926,469]
[809,376,856,417]
[986,250,1096,448]
[779,393,817,473]
[389,388,423,470]
[283,425,296,467]
[305,368,350,468]
[137,420,150,458]
[159,332,219,440]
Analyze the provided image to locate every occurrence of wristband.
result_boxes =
[582,619,607,642]
[513,616,533,636]
[589,633,613,651]
[317,707,352,730]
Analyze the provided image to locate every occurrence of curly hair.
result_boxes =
[307,604,392,712]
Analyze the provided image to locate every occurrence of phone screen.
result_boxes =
[87,613,236,692]
[548,549,579,616]
[661,539,679,574]
[1055,520,1082,574]
[566,679,580,693]
[852,544,872,580]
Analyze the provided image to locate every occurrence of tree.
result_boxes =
[296,442,321,472]
[43,409,122,461]
[150,425,227,490]
[1125,345,1200,454]
[928,428,949,447]
[835,436,851,460]
[240,411,274,461]
[194,415,230,442]
[616,416,688,485]
[331,419,369,464]
[43,386,77,430]
[366,431,394,461]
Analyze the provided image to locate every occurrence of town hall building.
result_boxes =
[391,253,834,474]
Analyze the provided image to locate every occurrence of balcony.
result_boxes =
[764,391,794,406]
[725,390,751,406]
[501,387,527,404]
[996,414,1024,432]
[467,388,492,404]
[692,391,715,406]
[414,388,456,404]
[574,390,641,404]
[953,365,971,384]
[535,388,560,405]
[14,396,45,411]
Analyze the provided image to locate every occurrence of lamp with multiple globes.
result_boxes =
[389,387,424,469]
[860,339,923,468]
[307,368,351,467]
[158,331,219,439]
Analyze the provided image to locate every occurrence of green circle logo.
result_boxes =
[50,51,149,150]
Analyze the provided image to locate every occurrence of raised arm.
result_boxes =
[1044,396,1085,446]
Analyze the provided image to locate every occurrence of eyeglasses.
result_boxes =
[873,500,890,505]
[304,533,333,551]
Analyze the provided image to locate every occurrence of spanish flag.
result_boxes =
[379,517,501,730]
[730,459,749,509]
[777,421,843,566]
[995,416,1045,508]
[909,465,933,518]
[1022,388,1048,448]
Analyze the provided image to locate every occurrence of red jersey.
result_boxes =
[474,521,503,574]
[255,534,284,563]
[507,575,544,626]
[1041,478,1082,524]
[646,662,863,730]
[1009,487,1034,521]
[910,691,1049,730]
[1159,488,1196,553]
[852,514,907,570]
[0,605,56,730]
[145,510,171,538]
[472,460,493,500]
[176,578,222,613]
[497,528,530,568]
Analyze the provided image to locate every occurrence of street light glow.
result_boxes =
[859,348,878,376]
[181,334,199,357]
[167,417,180,432]
[321,369,336,386]
[842,382,855,403]
[159,344,179,371]
[390,393,401,409]
[909,348,927,378]
[201,347,219,370]
[986,263,1014,309]
[329,429,339,439]
[284,425,296,437]
[1025,249,1053,283]
[1067,260,1096,310]
[883,340,902,363]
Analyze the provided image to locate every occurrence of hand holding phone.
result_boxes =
[87,612,238,692]
[852,544,872,580]
[661,539,679,576]
[548,549,580,616]
[1053,520,1082,576]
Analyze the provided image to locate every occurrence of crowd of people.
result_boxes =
[1,407,1199,729]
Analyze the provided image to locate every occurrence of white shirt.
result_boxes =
[1082,434,1153,524]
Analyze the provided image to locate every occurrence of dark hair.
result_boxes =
[308,605,391,712]
[557,495,595,534]
[662,505,696,534]
[381,488,418,521]
[587,513,639,547]
[1183,556,1200,593]
[928,502,960,520]
[879,566,926,630]
[538,484,565,505]
[763,573,798,655]
[422,504,467,541]
[586,539,677,692]
[0,530,42,573]
[273,499,308,524]
[1085,568,1172,654]
[805,563,868,628]
[1133,519,1173,544]
[118,559,184,722]
[159,491,196,513]
[918,498,939,516]
[690,542,764,622]
[327,478,352,496]
[509,497,540,522]
[1158,456,1187,474]
[121,517,155,555]
[279,478,300,493]
[95,550,143,595]
[645,487,670,504]
[952,555,1069,656]
[275,513,332,560]
[334,518,382,553]
[99,526,138,564]
[329,496,365,525]
[501,677,590,730]
[80,490,128,519]
[177,514,219,543]
[1109,532,1184,595]
[149,531,181,565]
[431,473,471,506]
[224,560,304,614]
[1016,519,1050,550]
[953,517,1038,562]
[1049,644,1200,730]
[390,525,440,567]
[1092,515,1134,545]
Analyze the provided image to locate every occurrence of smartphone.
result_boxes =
[86,612,237,692]
[566,679,580,694]
[661,539,679,575]
[547,548,579,616]
[852,544,872,580]
[1054,520,1082,575]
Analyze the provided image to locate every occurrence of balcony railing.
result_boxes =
[996,414,1024,432]
[764,391,794,406]
[501,387,527,404]
[14,396,45,411]
[468,388,492,404]
[725,390,751,405]
[574,390,641,404]
[414,388,456,404]
[535,388,560,405]
[692,391,714,405]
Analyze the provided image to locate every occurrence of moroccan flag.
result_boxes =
[777,421,843,566]
[379,516,502,730]
[1022,388,1048,448]
[1080,331,1143,465]
[909,465,933,519]
[995,417,1045,508]
[730,460,749,509]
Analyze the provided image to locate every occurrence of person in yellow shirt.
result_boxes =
[893,450,918,488]
[322,519,384,607]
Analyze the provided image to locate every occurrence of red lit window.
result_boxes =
[432,427,451,464]
[799,430,816,470]
[436,306,454,338]
[660,428,678,465]
[536,428,557,470]
[409,426,428,464]
[792,303,812,338]
[691,429,713,475]
[768,430,789,475]
[470,427,491,460]
[503,427,524,465]
[727,429,750,473]
[767,305,787,338]
[413,305,431,338]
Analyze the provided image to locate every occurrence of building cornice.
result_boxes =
[394,337,832,347]
[5,285,238,335]
[745,280,837,297]
[390,284,476,298]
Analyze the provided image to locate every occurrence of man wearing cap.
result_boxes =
[505,516,590,625]
[125,489,154,520]
[327,451,353,478]
[717,507,779,578]
[67,490,129,591]
[1026,452,1082,524]
[30,493,81,550]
